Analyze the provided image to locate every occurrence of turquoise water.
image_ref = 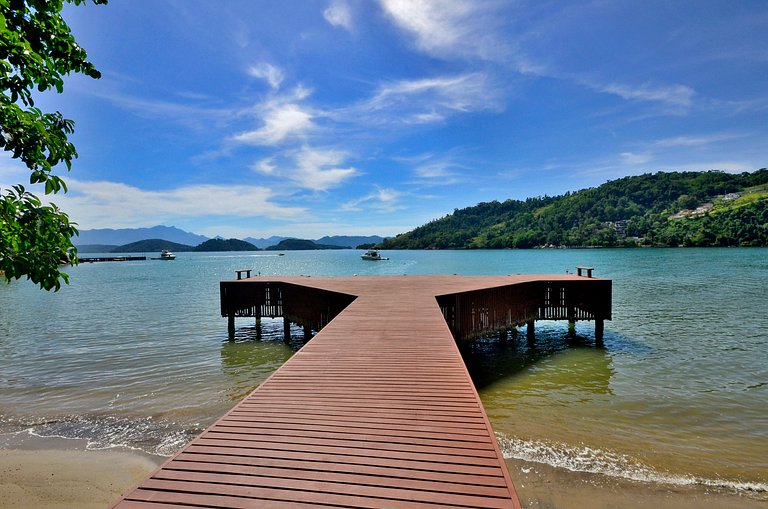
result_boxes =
[0,249,766,493]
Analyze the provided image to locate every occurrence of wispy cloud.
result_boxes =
[653,132,745,147]
[394,153,470,186]
[234,102,314,145]
[337,73,503,127]
[597,81,695,107]
[380,0,506,61]
[85,84,232,130]
[341,186,403,212]
[620,152,652,165]
[233,85,316,145]
[52,180,305,229]
[323,0,353,31]
[252,146,359,191]
[293,146,358,190]
[247,62,285,90]
[370,73,499,113]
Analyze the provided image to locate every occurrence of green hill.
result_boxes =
[380,169,768,249]
[265,239,349,250]
[111,239,194,253]
[194,238,259,251]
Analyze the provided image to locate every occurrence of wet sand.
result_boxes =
[509,458,768,509]
[0,447,159,509]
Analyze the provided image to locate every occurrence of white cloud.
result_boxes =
[399,153,470,186]
[380,0,504,61]
[371,74,495,112]
[251,146,359,191]
[339,73,502,126]
[620,152,652,165]
[598,81,695,107]
[324,1,353,31]
[293,146,358,191]
[341,186,403,212]
[653,133,744,148]
[51,180,305,229]
[247,62,285,90]
[234,102,314,145]
[253,158,277,175]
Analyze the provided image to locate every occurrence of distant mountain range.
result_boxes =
[244,235,384,249]
[75,225,209,247]
[75,226,385,252]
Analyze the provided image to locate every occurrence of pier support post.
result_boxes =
[228,314,235,341]
[526,320,535,344]
[595,319,604,346]
[567,307,576,336]
[499,328,508,343]
[255,317,262,341]
[303,324,312,342]
[283,317,291,343]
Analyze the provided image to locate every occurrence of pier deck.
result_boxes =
[113,275,611,508]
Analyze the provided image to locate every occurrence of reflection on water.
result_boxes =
[462,324,613,394]
[219,319,298,402]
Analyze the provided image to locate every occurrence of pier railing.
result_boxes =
[222,277,611,342]
[220,281,356,333]
[437,279,612,340]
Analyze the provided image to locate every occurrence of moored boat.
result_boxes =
[361,249,388,260]
[152,249,176,260]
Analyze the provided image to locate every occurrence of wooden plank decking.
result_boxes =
[112,275,611,509]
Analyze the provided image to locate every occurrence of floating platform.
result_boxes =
[112,274,611,509]
[78,256,146,263]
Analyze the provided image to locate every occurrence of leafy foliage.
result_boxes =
[0,184,77,289]
[0,0,106,290]
[380,170,768,250]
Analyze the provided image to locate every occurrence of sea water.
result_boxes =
[0,248,765,497]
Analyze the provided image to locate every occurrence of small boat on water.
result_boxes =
[152,249,176,260]
[361,249,388,261]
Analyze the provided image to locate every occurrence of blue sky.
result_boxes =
[2,0,767,238]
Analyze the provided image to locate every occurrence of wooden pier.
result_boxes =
[78,256,147,263]
[112,274,611,509]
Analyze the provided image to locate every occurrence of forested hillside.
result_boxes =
[380,170,768,249]
[112,239,194,253]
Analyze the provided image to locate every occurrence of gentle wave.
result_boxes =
[4,415,198,457]
[496,433,768,494]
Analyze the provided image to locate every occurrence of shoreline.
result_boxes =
[1,437,764,509]
[508,458,768,509]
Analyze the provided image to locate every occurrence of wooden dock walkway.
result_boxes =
[78,255,147,263]
[112,275,611,509]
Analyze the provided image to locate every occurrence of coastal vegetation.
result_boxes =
[380,169,768,249]
[0,0,107,290]
[89,237,357,253]
[194,238,258,252]
[111,239,195,253]
[265,239,349,250]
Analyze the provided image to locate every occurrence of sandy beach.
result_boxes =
[0,446,159,509]
[1,444,764,509]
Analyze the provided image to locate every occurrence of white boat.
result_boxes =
[361,249,388,261]
[153,249,176,260]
